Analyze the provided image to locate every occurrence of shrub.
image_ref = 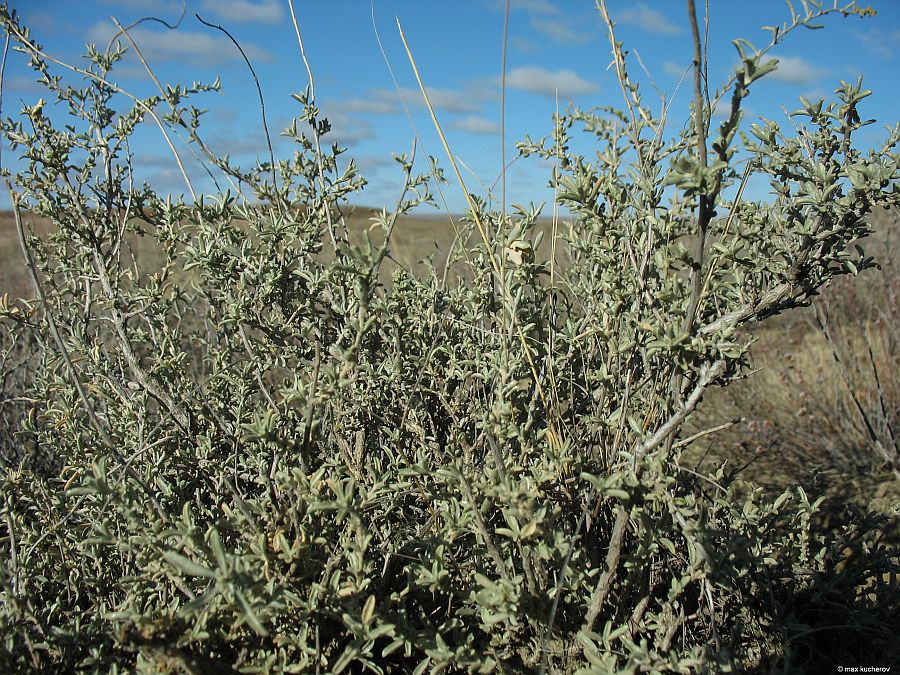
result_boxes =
[0,1,898,672]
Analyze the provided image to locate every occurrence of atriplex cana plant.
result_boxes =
[0,0,898,673]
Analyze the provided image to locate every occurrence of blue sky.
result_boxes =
[2,0,899,212]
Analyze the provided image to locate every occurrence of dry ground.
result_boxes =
[0,206,565,298]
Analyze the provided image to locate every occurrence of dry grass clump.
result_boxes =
[688,209,900,512]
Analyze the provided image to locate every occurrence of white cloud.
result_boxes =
[371,86,482,114]
[663,60,689,78]
[853,27,900,60]
[335,98,398,115]
[87,21,274,66]
[712,98,732,119]
[515,0,559,13]
[768,55,829,85]
[450,116,501,135]
[99,0,185,13]
[136,165,204,197]
[139,153,191,169]
[353,154,396,174]
[199,0,283,25]
[413,86,480,113]
[318,112,374,145]
[511,36,540,53]
[3,75,46,93]
[210,107,242,126]
[617,3,680,35]
[15,10,59,32]
[491,0,560,15]
[529,17,592,44]
[207,132,271,157]
[506,66,598,98]
[106,63,158,81]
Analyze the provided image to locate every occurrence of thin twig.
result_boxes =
[194,13,277,193]
[500,0,510,217]
[396,17,557,440]
[369,1,467,286]
[672,418,739,449]
[581,505,629,631]
[370,139,418,280]
[454,467,512,583]
[682,0,711,336]
[59,176,191,432]
[299,344,321,475]
[634,360,725,465]
[108,16,247,199]
[581,360,725,632]
[0,33,9,182]
[813,302,900,480]
[539,495,587,674]
[864,322,898,456]
[287,0,316,102]
[287,0,341,253]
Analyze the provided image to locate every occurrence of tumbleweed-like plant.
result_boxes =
[0,0,898,672]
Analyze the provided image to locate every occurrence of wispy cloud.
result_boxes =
[450,115,501,135]
[206,131,272,158]
[490,0,560,15]
[370,86,485,114]
[198,0,283,25]
[3,75,46,94]
[529,17,592,44]
[511,36,540,53]
[209,107,242,126]
[318,112,375,145]
[334,98,399,115]
[712,98,732,119]
[494,0,593,45]
[852,27,900,60]
[506,66,597,98]
[663,60,689,78]
[353,154,397,175]
[98,0,186,15]
[87,21,274,66]
[617,3,680,35]
[138,153,189,169]
[409,86,482,113]
[768,55,829,85]
[15,9,60,33]
[516,0,559,13]
[141,167,190,193]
